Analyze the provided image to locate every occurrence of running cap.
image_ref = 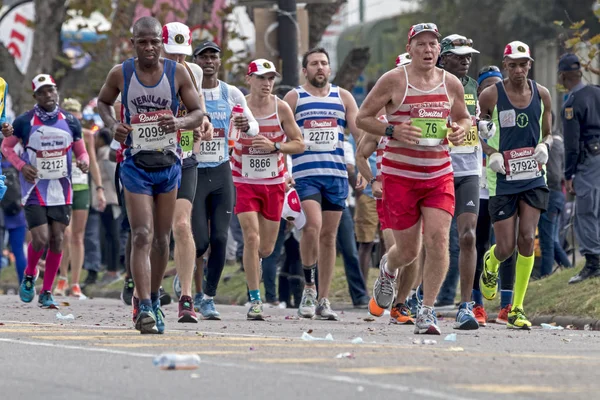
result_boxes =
[62,98,82,113]
[396,53,411,67]
[281,188,306,230]
[247,59,281,77]
[193,40,221,56]
[163,22,192,56]
[440,34,480,56]
[32,74,56,93]
[503,41,534,61]
[558,53,581,72]
[407,22,440,42]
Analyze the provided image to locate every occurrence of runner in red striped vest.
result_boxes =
[234,59,304,320]
[356,23,470,335]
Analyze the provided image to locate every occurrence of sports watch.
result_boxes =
[274,142,281,152]
[385,124,394,137]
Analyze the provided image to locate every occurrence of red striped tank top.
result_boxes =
[376,136,389,179]
[231,97,286,184]
[382,66,453,181]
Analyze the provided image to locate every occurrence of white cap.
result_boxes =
[396,53,411,67]
[281,188,306,230]
[32,74,56,93]
[162,22,192,56]
[503,41,534,61]
[247,58,281,77]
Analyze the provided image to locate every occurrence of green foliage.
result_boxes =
[556,0,600,75]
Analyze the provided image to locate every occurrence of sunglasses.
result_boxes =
[409,23,439,38]
[478,65,501,75]
[450,38,473,47]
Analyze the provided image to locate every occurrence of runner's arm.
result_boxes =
[230,85,259,136]
[340,88,366,143]
[278,99,305,154]
[1,116,26,170]
[283,89,298,115]
[538,85,553,149]
[175,63,206,130]
[355,71,396,137]
[98,65,125,131]
[477,84,499,156]
[84,129,102,187]
[356,135,377,182]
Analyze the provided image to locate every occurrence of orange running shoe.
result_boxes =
[54,277,68,297]
[496,304,511,325]
[70,284,83,298]
[390,303,414,325]
[473,304,488,327]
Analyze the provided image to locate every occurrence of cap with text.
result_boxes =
[32,74,56,93]
[407,22,440,42]
[281,188,306,230]
[163,22,192,56]
[247,59,280,77]
[396,53,412,67]
[503,41,534,61]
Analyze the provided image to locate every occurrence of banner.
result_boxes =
[0,0,35,75]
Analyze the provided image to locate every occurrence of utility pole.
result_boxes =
[277,0,299,88]
[359,0,365,23]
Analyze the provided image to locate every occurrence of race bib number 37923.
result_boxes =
[130,110,176,151]
[504,147,541,181]
[303,119,338,152]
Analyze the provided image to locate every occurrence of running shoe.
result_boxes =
[507,307,532,330]
[19,274,37,303]
[131,296,140,323]
[298,287,317,318]
[70,284,83,299]
[406,292,419,316]
[390,303,414,325]
[193,292,203,313]
[368,254,397,317]
[159,286,171,306]
[316,298,339,321]
[177,295,198,323]
[38,290,59,309]
[135,303,158,334]
[198,297,221,320]
[54,277,68,296]
[247,299,264,320]
[473,304,488,327]
[480,249,499,300]
[414,306,441,335]
[121,278,134,306]
[172,273,182,300]
[152,300,166,334]
[496,304,511,325]
[453,301,479,330]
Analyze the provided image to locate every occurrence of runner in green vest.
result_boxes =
[438,34,481,330]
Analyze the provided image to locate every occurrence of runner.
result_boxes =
[356,23,469,335]
[54,98,106,299]
[191,40,259,319]
[233,59,304,320]
[283,47,365,320]
[1,76,13,137]
[438,34,481,330]
[97,17,208,334]
[161,22,212,323]
[478,41,553,330]
[1,73,89,309]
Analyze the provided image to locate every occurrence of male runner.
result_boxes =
[478,41,553,330]
[284,47,365,320]
[356,23,469,335]
[97,17,207,334]
[438,34,481,330]
[161,22,212,323]
[233,59,304,319]
[191,40,258,319]
[2,74,89,308]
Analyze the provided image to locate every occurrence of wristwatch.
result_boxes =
[274,142,281,152]
[385,124,394,137]
[369,177,377,185]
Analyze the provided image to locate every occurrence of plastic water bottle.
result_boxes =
[228,104,244,142]
[152,353,201,370]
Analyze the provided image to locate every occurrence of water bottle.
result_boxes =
[152,353,201,370]
[228,104,244,142]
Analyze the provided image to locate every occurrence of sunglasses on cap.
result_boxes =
[478,65,500,75]
[408,23,439,40]
[449,38,473,47]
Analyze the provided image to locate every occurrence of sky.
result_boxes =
[345,0,418,25]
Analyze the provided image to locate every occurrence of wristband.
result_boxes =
[369,177,377,185]
[96,186,104,191]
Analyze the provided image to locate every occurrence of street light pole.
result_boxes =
[277,0,299,88]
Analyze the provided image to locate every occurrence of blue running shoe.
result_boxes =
[19,274,37,303]
[406,293,419,317]
[193,292,203,313]
[38,290,59,309]
[199,297,221,320]
[453,301,479,330]
[136,303,158,334]
[152,300,166,334]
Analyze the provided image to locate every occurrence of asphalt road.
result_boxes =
[0,296,598,400]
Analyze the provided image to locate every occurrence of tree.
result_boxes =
[306,0,346,48]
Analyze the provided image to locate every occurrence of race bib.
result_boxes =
[130,110,177,151]
[197,128,225,163]
[180,130,194,159]
[303,119,338,152]
[36,149,68,180]
[241,147,278,179]
[71,161,88,185]
[504,147,541,181]
[410,108,449,146]
[450,116,478,154]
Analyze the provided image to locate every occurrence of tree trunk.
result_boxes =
[332,46,370,91]
[186,0,215,28]
[306,0,346,49]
